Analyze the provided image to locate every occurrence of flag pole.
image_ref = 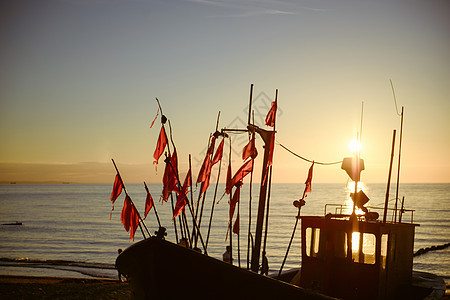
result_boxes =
[205,138,224,249]
[111,159,150,239]
[383,130,396,223]
[394,106,404,222]
[261,89,277,274]
[196,112,221,247]
[247,87,254,270]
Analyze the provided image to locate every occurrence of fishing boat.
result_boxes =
[113,86,444,299]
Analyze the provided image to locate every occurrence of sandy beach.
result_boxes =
[0,275,132,299]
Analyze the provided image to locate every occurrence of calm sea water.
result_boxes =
[0,183,448,282]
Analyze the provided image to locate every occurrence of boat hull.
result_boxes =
[116,237,335,299]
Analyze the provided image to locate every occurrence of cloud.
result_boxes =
[186,0,325,18]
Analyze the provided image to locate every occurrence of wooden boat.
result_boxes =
[114,87,444,299]
[116,236,335,299]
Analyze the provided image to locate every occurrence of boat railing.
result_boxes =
[324,204,415,224]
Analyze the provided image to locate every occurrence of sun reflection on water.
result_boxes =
[344,181,367,215]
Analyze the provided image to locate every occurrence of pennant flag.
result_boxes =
[173,170,191,218]
[162,149,179,202]
[196,155,212,184]
[211,138,224,166]
[144,189,154,219]
[153,126,168,165]
[121,195,140,240]
[304,161,314,194]
[129,204,139,240]
[150,107,160,128]
[267,132,275,167]
[121,195,132,232]
[265,99,277,127]
[229,183,241,221]
[233,213,240,235]
[229,158,254,190]
[110,174,123,204]
[225,162,232,195]
[242,135,257,161]
[207,135,217,155]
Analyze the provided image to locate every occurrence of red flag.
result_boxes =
[121,195,140,240]
[110,174,123,204]
[162,149,179,202]
[242,135,257,161]
[196,155,211,184]
[150,107,160,128]
[230,159,254,189]
[144,190,154,219]
[129,204,139,240]
[265,99,277,127]
[267,132,275,167]
[153,126,168,165]
[173,170,191,218]
[225,163,232,195]
[229,183,241,221]
[211,139,224,166]
[207,135,217,155]
[121,195,132,232]
[233,213,240,235]
[304,161,314,194]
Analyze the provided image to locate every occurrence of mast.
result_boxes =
[250,125,273,273]
[383,130,396,223]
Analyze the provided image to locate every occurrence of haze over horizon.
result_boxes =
[1,0,449,185]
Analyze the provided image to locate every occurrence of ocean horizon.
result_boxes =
[0,183,448,284]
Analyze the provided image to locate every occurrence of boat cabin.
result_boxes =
[299,212,417,300]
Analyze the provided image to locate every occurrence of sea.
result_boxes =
[0,183,448,285]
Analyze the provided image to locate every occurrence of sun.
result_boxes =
[348,139,362,154]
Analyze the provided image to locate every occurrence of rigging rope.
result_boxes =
[276,141,342,165]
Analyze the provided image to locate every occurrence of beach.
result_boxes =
[0,275,132,299]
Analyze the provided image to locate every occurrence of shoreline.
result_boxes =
[0,275,132,299]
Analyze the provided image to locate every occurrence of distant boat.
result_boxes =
[2,221,22,226]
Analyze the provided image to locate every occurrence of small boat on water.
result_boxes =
[114,86,444,299]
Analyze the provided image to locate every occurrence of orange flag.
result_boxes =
[110,174,123,204]
[233,213,240,235]
[229,183,241,221]
[144,189,154,219]
[211,138,224,166]
[162,149,179,202]
[229,159,254,189]
[265,99,277,127]
[242,135,257,161]
[153,126,168,165]
[304,161,314,194]
[173,170,191,219]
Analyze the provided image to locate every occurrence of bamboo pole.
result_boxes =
[383,130,396,223]
[261,89,277,273]
[205,137,224,249]
[394,107,404,222]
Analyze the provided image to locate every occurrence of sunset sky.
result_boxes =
[1,0,449,184]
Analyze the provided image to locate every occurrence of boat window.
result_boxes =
[305,227,321,257]
[331,231,348,258]
[381,234,388,270]
[351,232,376,264]
[362,233,376,264]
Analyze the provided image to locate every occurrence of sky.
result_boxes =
[0,0,449,184]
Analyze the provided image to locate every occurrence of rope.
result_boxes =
[276,141,342,165]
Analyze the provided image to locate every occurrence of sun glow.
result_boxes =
[348,139,362,154]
